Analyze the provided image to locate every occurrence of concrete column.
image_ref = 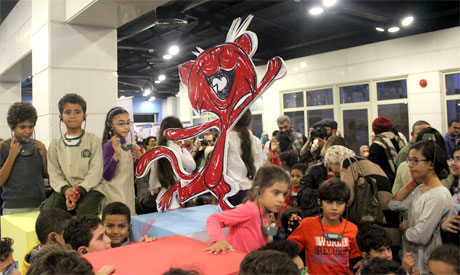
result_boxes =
[32,0,117,146]
[0,82,22,139]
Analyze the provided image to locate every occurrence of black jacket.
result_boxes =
[297,161,328,217]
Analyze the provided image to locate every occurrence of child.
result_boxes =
[41,93,105,215]
[101,107,142,215]
[22,208,73,273]
[428,244,460,275]
[64,215,111,255]
[361,258,405,275]
[356,224,393,262]
[102,202,155,248]
[205,165,290,254]
[0,102,47,215]
[287,163,306,208]
[259,240,305,271]
[0,238,20,275]
[276,207,303,240]
[239,250,299,275]
[288,178,361,275]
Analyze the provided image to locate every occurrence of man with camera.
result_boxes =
[300,118,338,165]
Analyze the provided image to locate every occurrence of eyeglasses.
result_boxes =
[450,157,460,163]
[406,157,430,165]
[112,121,133,127]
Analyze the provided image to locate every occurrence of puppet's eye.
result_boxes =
[205,68,235,100]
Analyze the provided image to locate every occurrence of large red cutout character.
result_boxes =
[136,15,287,211]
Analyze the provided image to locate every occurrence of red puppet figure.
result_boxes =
[136,15,287,211]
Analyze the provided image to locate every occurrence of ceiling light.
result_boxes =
[323,0,337,7]
[376,27,385,32]
[309,7,324,15]
[158,75,166,81]
[169,45,179,55]
[388,26,400,33]
[119,96,125,99]
[163,54,172,60]
[143,88,152,96]
[300,62,306,68]
[148,96,156,101]
[155,80,161,84]
[176,92,180,97]
[401,16,414,26]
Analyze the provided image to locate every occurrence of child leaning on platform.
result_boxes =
[41,93,105,215]
[0,102,48,215]
[102,202,155,248]
[64,215,111,255]
[22,208,72,274]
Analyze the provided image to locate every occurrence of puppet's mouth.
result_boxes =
[205,67,235,101]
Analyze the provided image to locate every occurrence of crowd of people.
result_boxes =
[0,93,459,274]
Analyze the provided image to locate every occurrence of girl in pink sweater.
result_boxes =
[205,165,290,253]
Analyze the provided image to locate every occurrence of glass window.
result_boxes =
[284,111,305,136]
[251,114,263,139]
[250,97,264,112]
[343,109,369,154]
[283,92,304,108]
[340,84,369,103]
[447,99,460,122]
[446,73,460,96]
[307,109,334,130]
[377,79,407,100]
[306,88,333,106]
[377,103,409,140]
[192,117,208,126]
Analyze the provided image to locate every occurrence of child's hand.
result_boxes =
[131,144,142,160]
[96,265,116,275]
[402,253,415,274]
[441,215,460,233]
[66,198,77,211]
[399,220,409,233]
[9,137,22,158]
[34,140,47,156]
[111,136,121,155]
[204,240,234,254]
[270,137,279,152]
[139,234,157,242]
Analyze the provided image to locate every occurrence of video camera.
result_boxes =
[310,126,329,139]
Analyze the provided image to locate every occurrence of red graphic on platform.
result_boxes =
[136,15,287,211]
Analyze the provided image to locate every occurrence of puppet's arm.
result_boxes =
[165,118,221,141]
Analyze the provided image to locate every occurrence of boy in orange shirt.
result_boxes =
[288,178,361,274]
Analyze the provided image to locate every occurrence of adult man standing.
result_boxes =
[394,120,431,167]
[275,115,306,154]
[444,120,460,157]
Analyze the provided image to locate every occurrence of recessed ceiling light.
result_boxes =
[376,27,385,32]
[176,92,180,97]
[309,7,324,15]
[155,80,161,84]
[401,16,414,26]
[323,0,337,7]
[148,96,156,101]
[388,26,400,33]
[169,45,179,55]
[159,75,166,81]
[300,62,306,68]
[163,54,172,60]
[119,96,125,99]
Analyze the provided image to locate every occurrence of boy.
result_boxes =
[22,208,73,273]
[239,250,299,275]
[0,102,47,215]
[41,93,104,215]
[0,238,20,275]
[288,178,361,274]
[428,244,460,275]
[64,215,111,255]
[102,202,155,247]
[259,240,305,272]
[288,163,306,207]
[356,224,393,262]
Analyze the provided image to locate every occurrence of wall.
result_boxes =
[178,26,460,135]
[132,97,162,121]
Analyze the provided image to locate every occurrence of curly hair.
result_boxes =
[58,93,87,114]
[240,250,299,275]
[429,244,460,274]
[356,224,392,253]
[7,102,37,129]
[259,240,300,259]
[0,237,14,261]
[63,215,101,250]
[27,247,94,275]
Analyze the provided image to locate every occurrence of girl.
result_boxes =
[102,107,142,215]
[145,136,157,152]
[448,145,460,215]
[148,116,196,211]
[389,140,452,274]
[225,110,264,206]
[205,165,290,254]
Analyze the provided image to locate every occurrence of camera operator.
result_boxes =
[275,115,307,154]
[191,131,216,169]
[300,118,338,166]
